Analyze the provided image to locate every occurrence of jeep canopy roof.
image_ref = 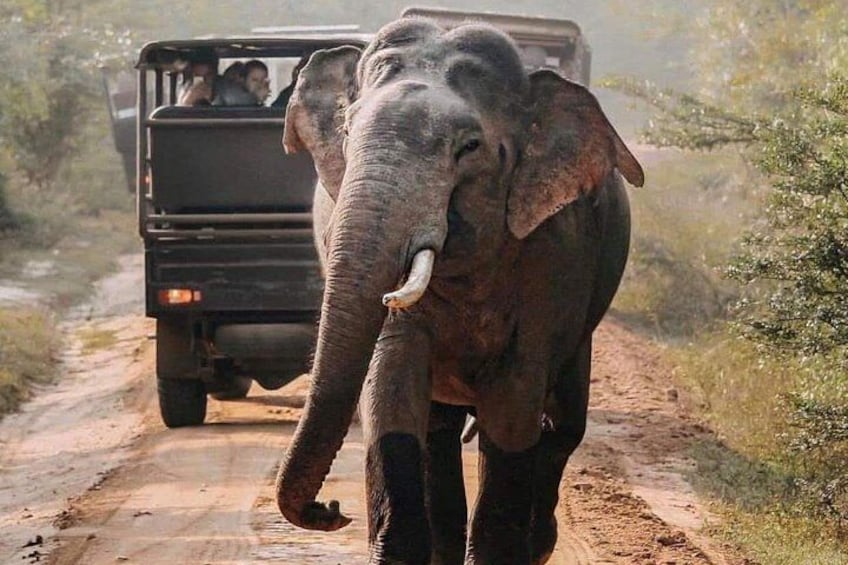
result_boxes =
[135,35,370,71]
[402,6,584,45]
[400,6,591,83]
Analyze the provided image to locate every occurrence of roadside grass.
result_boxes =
[677,339,848,560]
[688,435,848,565]
[615,148,848,561]
[669,337,796,454]
[0,308,60,414]
[78,326,119,355]
[78,326,120,355]
[715,513,848,565]
[0,104,138,416]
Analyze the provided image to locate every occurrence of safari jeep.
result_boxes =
[135,33,367,427]
[401,6,591,84]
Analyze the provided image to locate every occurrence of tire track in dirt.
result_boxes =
[552,321,750,564]
[46,381,365,565]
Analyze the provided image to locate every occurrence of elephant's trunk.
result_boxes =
[275,179,408,531]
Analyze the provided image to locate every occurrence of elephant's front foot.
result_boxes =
[366,434,431,565]
[465,433,536,565]
[530,515,557,565]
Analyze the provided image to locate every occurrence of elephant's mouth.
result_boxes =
[382,248,436,310]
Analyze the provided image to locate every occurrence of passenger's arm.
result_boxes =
[178,82,213,106]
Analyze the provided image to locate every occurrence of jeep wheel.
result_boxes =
[157,377,207,427]
[156,318,195,378]
[156,318,206,427]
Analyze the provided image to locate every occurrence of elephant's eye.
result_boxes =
[455,138,480,161]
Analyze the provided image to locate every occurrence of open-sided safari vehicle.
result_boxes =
[136,34,367,427]
[401,6,591,84]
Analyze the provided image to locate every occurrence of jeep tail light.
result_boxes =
[158,289,202,305]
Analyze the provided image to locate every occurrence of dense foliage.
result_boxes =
[730,81,848,356]
[621,0,848,536]
[1,3,116,186]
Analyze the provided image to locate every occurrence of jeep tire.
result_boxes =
[156,318,207,427]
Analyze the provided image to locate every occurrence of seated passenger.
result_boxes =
[178,55,269,107]
[243,60,271,106]
[211,60,257,106]
[178,50,220,106]
[222,61,247,84]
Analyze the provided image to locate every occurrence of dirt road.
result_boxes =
[0,255,746,564]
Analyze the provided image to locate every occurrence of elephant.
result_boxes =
[275,16,644,565]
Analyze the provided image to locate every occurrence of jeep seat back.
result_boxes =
[147,106,316,212]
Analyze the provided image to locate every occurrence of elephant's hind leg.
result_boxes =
[426,402,469,565]
[530,337,592,565]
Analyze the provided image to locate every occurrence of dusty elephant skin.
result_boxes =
[275,16,644,565]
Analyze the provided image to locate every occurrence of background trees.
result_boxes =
[0,0,134,232]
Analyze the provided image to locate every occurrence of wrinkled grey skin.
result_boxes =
[276,18,644,565]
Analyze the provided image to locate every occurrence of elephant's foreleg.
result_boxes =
[360,319,432,565]
[465,431,536,565]
[530,337,592,565]
[426,402,468,565]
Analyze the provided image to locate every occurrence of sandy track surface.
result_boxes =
[0,255,748,564]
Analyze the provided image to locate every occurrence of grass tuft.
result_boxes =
[0,308,59,414]
[78,327,118,354]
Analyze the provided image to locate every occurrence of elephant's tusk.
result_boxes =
[461,417,478,443]
[382,249,435,309]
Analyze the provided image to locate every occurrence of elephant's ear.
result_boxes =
[507,71,644,240]
[283,46,362,201]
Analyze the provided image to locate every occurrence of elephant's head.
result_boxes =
[276,18,644,531]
